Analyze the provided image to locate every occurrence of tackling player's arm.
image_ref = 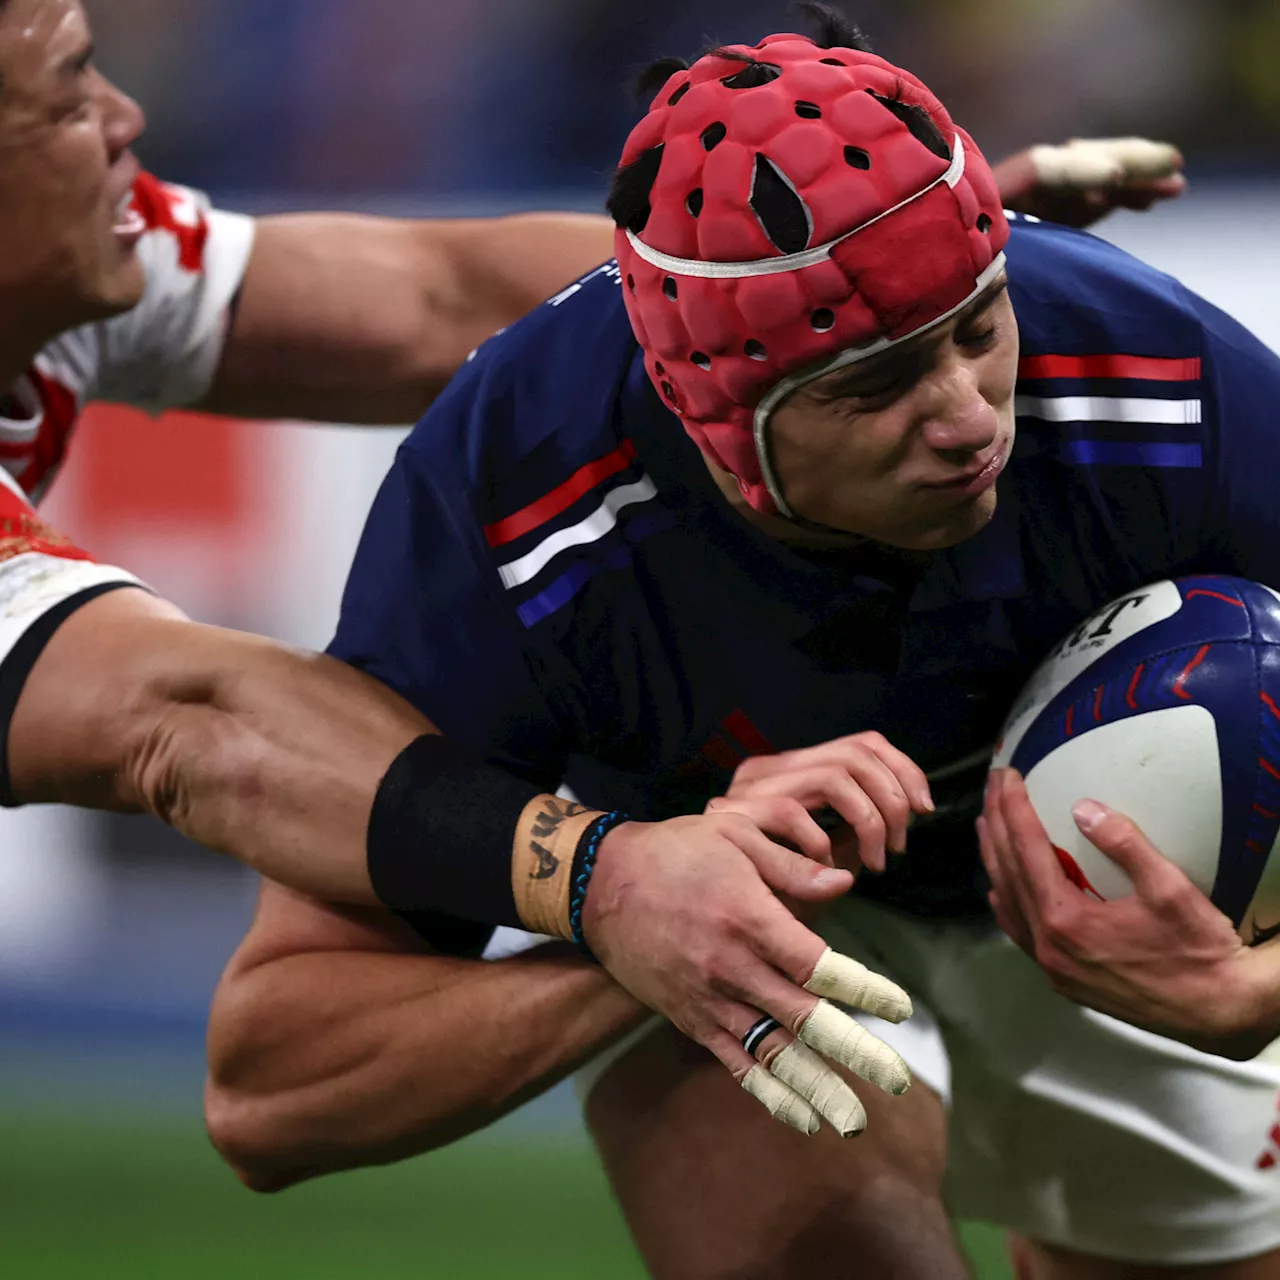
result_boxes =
[6,578,428,904]
[200,212,615,424]
[205,881,644,1192]
[189,138,1181,428]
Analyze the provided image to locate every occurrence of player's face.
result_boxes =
[767,283,1020,550]
[0,0,147,336]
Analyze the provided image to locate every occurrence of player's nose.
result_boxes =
[99,74,147,159]
[918,368,999,457]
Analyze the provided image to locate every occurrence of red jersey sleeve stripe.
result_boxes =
[1018,354,1201,382]
[484,439,638,548]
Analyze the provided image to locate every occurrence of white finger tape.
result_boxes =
[769,1040,866,1137]
[1030,137,1181,189]
[741,1064,821,1136]
[804,948,913,1023]
[799,1000,912,1096]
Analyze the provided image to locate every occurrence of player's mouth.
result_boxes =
[920,446,1008,498]
[109,158,145,251]
[111,191,146,250]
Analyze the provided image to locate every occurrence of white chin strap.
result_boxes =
[752,251,1007,518]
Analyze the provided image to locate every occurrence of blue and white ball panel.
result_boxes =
[992,577,1280,939]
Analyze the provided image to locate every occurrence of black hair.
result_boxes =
[793,2,874,52]
[608,5,938,236]
[626,3,873,106]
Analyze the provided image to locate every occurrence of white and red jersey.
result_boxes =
[1,172,256,503]
[0,175,256,794]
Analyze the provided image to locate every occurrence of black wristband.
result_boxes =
[366,734,542,928]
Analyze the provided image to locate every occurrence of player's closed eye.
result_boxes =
[956,323,1000,351]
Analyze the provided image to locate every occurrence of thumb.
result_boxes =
[1072,798,1182,897]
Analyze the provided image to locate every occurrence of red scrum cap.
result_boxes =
[612,25,1008,516]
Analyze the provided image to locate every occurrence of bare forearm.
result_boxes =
[9,590,428,903]
[206,948,644,1190]
[205,211,614,424]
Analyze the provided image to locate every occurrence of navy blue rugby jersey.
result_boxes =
[330,220,1280,923]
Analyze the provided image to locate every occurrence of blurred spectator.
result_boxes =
[87,0,1278,204]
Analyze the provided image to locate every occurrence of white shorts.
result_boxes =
[575,896,1280,1267]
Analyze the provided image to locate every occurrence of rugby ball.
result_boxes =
[991,576,1280,942]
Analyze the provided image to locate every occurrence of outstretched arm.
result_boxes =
[206,881,644,1192]
[195,136,1182,427]
[9,586,427,904]
[202,212,614,424]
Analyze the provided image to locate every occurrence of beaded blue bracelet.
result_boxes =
[568,809,630,960]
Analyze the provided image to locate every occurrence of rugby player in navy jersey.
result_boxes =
[0,0,1175,1158]
[204,10,1280,1278]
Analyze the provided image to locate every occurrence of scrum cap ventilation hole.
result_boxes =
[721,62,783,90]
[866,90,951,161]
[750,155,813,255]
[701,122,727,150]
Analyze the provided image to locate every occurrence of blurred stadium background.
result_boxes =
[2,1,1277,1276]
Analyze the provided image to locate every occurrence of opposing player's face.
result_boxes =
[767,283,1020,549]
[0,0,147,335]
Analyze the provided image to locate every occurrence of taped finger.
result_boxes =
[768,1039,867,1137]
[798,999,912,1096]
[740,1064,822,1136]
[803,947,913,1022]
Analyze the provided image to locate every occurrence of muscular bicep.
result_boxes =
[203,211,615,424]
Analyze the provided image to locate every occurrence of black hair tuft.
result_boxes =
[791,2,874,53]
[633,56,691,104]
[606,144,665,233]
[630,8,872,107]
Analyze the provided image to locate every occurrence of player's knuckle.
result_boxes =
[708,810,748,841]
[733,755,769,783]
[1037,909,1078,955]
[1152,886,1195,922]
[882,789,910,824]
[776,796,808,824]
[1032,938,1071,978]
[853,803,885,839]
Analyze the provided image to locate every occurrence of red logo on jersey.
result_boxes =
[1256,1091,1280,1170]
[129,172,208,274]
[0,480,92,566]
